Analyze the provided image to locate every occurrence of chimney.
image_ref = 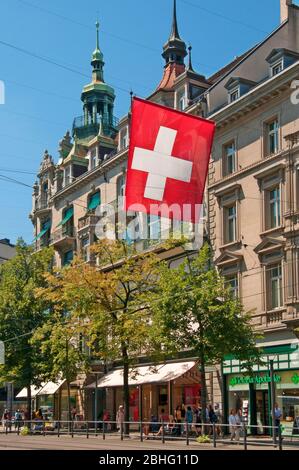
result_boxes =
[280,0,292,23]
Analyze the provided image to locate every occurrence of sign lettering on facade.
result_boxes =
[229,374,281,387]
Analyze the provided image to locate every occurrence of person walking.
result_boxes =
[2,409,12,433]
[116,405,124,433]
[274,402,282,434]
[229,409,240,442]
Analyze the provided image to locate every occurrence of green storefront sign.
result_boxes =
[230,374,281,387]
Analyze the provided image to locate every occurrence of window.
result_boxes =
[267,264,283,309]
[266,186,281,229]
[147,215,161,240]
[267,119,279,155]
[271,61,283,77]
[117,174,125,200]
[177,89,186,111]
[224,204,237,243]
[223,142,236,175]
[229,88,239,103]
[225,274,239,298]
[88,191,101,213]
[81,237,90,262]
[63,250,73,266]
[120,127,128,150]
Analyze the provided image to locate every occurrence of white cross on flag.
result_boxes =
[125,98,215,223]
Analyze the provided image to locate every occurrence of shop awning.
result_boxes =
[16,385,44,398]
[88,192,101,211]
[88,361,196,388]
[56,207,74,228]
[38,380,65,395]
[16,380,65,398]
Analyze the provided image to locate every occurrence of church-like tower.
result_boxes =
[73,22,118,140]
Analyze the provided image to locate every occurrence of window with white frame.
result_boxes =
[81,237,90,262]
[225,273,239,298]
[265,186,281,229]
[271,61,283,77]
[267,263,283,310]
[223,141,236,175]
[224,203,237,243]
[229,88,240,103]
[119,127,128,150]
[266,118,279,155]
[147,215,161,240]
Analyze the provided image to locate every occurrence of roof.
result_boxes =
[156,63,185,91]
[208,47,256,84]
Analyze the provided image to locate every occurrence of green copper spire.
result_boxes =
[91,20,104,81]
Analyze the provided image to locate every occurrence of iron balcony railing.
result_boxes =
[78,215,100,231]
[50,227,76,245]
[72,114,119,138]
[34,197,49,211]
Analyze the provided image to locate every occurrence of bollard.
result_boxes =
[243,424,247,451]
[213,422,216,448]
[186,421,189,446]
[86,421,89,439]
[102,421,105,440]
[57,421,60,438]
[140,421,143,442]
[278,425,283,451]
[162,419,165,444]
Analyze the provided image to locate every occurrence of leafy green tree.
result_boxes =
[0,240,54,419]
[36,239,165,432]
[151,243,261,425]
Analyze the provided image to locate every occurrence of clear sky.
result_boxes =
[0,0,285,244]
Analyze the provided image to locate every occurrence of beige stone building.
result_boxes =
[188,0,299,431]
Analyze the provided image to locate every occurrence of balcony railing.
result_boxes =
[50,227,76,246]
[72,113,119,139]
[34,197,49,212]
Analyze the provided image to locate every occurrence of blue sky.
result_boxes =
[0,0,283,243]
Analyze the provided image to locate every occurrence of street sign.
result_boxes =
[0,341,4,364]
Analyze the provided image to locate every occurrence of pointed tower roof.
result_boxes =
[156,0,187,92]
[169,0,180,40]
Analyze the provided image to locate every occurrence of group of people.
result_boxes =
[1,408,40,431]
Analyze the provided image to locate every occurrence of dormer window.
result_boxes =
[271,61,283,77]
[119,127,128,150]
[229,88,239,103]
[225,77,256,104]
[90,148,97,169]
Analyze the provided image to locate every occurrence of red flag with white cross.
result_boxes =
[125,97,215,223]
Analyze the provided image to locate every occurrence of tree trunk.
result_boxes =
[27,384,32,428]
[122,346,130,435]
[199,349,208,435]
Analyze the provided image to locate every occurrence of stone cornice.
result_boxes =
[51,149,128,203]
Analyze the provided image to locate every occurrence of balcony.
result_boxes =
[72,114,119,140]
[78,214,100,232]
[35,238,50,252]
[50,227,76,249]
[33,197,50,214]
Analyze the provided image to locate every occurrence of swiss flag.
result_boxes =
[125,98,215,223]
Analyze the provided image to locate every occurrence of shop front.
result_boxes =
[223,343,299,435]
[89,360,201,422]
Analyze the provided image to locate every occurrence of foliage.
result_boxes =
[196,434,211,444]
[20,426,29,436]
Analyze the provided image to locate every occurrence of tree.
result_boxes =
[0,240,54,419]
[151,243,261,426]
[37,239,166,432]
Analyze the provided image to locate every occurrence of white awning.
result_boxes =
[16,380,65,398]
[16,385,44,399]
[88,361,196,388]
[38,380,65,395]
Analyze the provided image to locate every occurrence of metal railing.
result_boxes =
[1,419,298,449]
[50,227,76,245]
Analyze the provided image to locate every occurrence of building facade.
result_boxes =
[30,0,299,430]
[0,238,15,264]
[188,0,299,433]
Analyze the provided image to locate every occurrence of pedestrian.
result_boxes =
[116,405,124,433]
[274,402,282,432]
[208,404,218,436]
[71,406,77,421]
[185,406,193,434]
[229,409,240,442]
[14,409,22,430]
[2,409,12,433]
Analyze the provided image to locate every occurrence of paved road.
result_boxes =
[0,433,294,450]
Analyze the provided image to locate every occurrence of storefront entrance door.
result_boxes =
[255,390,269,435]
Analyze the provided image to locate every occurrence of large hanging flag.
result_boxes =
[125,97,215,223]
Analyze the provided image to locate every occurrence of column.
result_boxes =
[92,103,97,124]
[84,105,88,126]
